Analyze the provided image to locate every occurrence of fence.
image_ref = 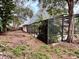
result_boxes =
[21,14,79,44]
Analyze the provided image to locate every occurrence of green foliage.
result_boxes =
[41,0,66,16]
[13,16,22,26]
[53,47,77,58]
[15,7,33,18]
[47,7,64,16]
[11,45,27,56]
[0,0,15,32]
[27,45,52,59]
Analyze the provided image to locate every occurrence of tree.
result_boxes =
[0,0,15,32]
[39,0,79,43]
[66,0,74,42]
[66,0,79,43]
[39,0,66,16]
[14,7,33,20]
[14,0,33,18]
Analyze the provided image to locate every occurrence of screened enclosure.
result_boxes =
[21,14,79,44]
[21,18,62,44]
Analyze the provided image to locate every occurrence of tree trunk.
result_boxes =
[13,19,16,31]
[66,0,74,43]
[2,17,7,32]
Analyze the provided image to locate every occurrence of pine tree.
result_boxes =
[0,0,15,32]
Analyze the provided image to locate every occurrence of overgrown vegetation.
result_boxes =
[0,0,79,59]
[0,0,15,32]
[0,40,79,59]
[30,52,51,59]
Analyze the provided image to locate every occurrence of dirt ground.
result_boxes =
[0,30,79,59]
[0,30,45,50]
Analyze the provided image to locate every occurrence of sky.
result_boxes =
[74,2,79,14]
[23,0,40,15]
[17,0,79,15]
[19,0,79,25]
[20,0,40,25]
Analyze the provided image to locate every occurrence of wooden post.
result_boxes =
[61,15,64,41]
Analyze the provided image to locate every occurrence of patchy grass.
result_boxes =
[28,45,53,59]
[38,45,52,53]
[29,52,52,59]
[11,45,29,56]
[74,49,79,58]
[53,47,62,55]
[0,31,79,59]
[0,41,79,59]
